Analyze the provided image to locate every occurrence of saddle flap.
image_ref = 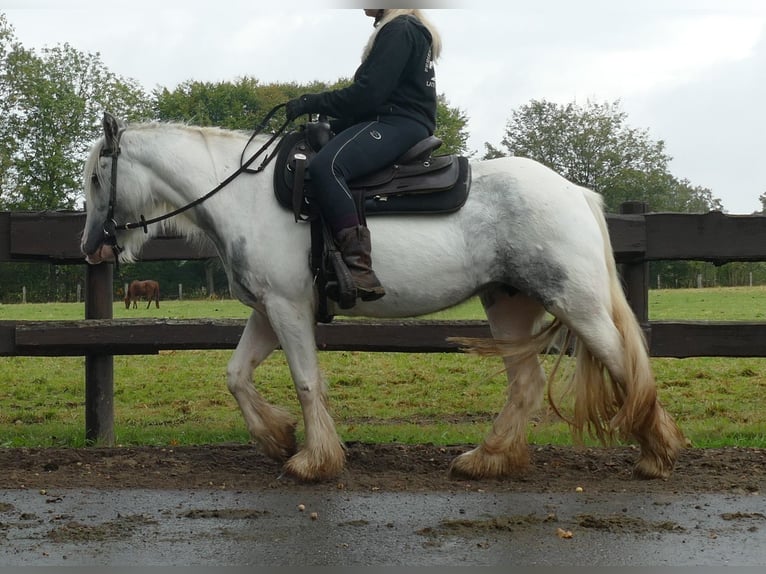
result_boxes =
[350,155,455,191]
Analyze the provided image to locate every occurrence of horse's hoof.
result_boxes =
[282,446,346,482]
[255,421,298,462]
[448,445,529,480]
[631,412,684,479]
[258,435,297,462]
[632,455,673,479]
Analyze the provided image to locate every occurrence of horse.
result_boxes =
[125,279,160,309]
[80,113,685,482]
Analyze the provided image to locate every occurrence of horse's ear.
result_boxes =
[102,112,126,152]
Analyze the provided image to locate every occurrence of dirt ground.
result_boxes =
[2,443,763,494]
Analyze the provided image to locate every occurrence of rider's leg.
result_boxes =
[307,116,429,300]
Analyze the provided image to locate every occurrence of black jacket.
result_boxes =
[308,15,437,133]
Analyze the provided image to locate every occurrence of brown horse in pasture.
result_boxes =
[125,279,160,309]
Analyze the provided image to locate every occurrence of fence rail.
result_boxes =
[3,205,766,443]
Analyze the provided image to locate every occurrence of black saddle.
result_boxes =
[273,125,471,221]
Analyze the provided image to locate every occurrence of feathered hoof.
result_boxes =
[632,455,673,479]
[632,437,683,479]
[255,420,298,462]
[632,408,685,479]
[448,445,529,480]
[282,443,346,482]
[632,441,683,479]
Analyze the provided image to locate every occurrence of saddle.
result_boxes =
[273,125,471,220]
[271,122,472,321]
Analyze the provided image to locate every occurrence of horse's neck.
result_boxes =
[133,125,253,186]
[128,126,277,243]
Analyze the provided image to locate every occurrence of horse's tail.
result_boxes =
[577,190,684,474]
[578,189,655,439]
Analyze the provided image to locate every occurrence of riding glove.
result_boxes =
[286,94,321,121]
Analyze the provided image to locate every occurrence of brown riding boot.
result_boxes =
[335,225,386,301]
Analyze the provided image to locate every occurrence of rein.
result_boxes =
[101,103,290,254]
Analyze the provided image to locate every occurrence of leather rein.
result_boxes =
[99,103,290,262]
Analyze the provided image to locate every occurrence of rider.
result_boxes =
[286,9,442,302]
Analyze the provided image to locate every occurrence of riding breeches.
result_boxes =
[307,115,430,235]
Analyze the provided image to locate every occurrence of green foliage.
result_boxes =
[0,263,85,303]
[434,94,469,156]
[0,15,152,210]
[154,77,470,156]
[494,98,723,213]
[153,76,340,132]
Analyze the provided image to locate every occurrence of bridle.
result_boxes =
[98,103,290,264]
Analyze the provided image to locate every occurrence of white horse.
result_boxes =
[81,113,685,482]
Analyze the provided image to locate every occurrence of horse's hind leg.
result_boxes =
[450,290,548,479]
[226,308,298,461]
[558,298,684,479]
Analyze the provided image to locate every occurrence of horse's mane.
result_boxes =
[129,121,254,140]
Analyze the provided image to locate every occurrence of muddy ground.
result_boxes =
[1,444,765,566]
[2,443,763,494]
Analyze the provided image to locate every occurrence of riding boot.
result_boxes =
[334,225,386,301]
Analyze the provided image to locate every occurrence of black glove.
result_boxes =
[285,94,320,121]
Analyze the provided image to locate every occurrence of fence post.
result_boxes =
[619,201,649,325]
[84,262,114,445]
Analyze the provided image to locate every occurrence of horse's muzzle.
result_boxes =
[84,243,117,265]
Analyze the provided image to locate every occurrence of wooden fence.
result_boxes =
[3,203,766,444]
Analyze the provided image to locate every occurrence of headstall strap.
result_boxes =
[100,129,124,270]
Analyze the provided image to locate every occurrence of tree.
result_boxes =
[154,78,470,156]
[0,16,153,210]
[495,98,723,213]
[482,142,505,160]
[153,76,318,133]
[434,94,469,156]
[0,15,154,303]
[758,192,766,214]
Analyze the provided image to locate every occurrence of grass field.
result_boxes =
[1,286,766,449]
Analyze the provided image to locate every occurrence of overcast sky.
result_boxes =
[4,0,765,213]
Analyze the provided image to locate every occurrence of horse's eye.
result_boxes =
[90,173,99,186]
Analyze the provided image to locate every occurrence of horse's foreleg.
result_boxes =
[266,297,345,482]
[450,291,547,479]
[226,309,298,461]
